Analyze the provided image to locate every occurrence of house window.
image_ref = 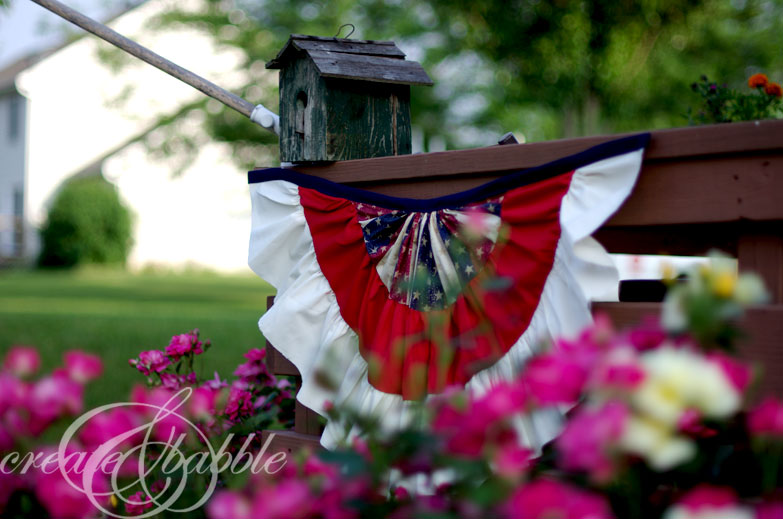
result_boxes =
[13,187,23,256]
[8,95,21,142]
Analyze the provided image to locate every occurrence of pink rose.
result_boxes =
[124,491,153,516]
[34,446,109,519]
[79,408,140,450]
[502,478,614,519]
[29,371,83,425]
[207,491,251,519]
[625,316,667,351]
[165,331,203,360]
[493,444,533,479]
[224,384,254,421]
[757,501,783,519]
[64,350,103,383]
[557,401,629,483]
[3,345,40,377]
[748,397,783,437]
[664,485,750,519]
[0,372,28,414]
[130,350,170,376]
[708,352,752,394]
[250,480,314,519]
[521,354,587,405]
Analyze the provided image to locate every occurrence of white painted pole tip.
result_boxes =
[250,104,280,135]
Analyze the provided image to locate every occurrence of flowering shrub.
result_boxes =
[688,73,783,124]
[207,261,779,519]
[1,261,779,518]
[0,332,294,519]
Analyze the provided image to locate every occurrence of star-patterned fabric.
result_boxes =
[356,197,502,311]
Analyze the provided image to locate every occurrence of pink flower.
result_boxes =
[234,348,274,385]
[0,472,22,516]
[125,491,153,516]
[708,352,752,394]
[431,387,521,457]
[165,330,203,360]
[144,387,190,443]
[757,502,783,519]
[677,409,717,439]
[189,386,219,421]
[245,348,266,362]
[34,446,109,519]
[393,486,410,502]
[678,486,737,510]
[0,372,28,414]
[493,444,533,479]
[64,350,103,383]
[557,401,629,482]
[664,485,751,519]
[29,371,84,426]
[0,425,13,451]
[625,316,667,351]
[473,382,528,423]
[521,354,587,405]
[502,478,614,519]
[590,348,645,392]
[3,345,40,377]
[224,384,254,421]
[203,371,228,390]
[79,408,140,450]
[747,397,783,437]
[207,491,252,519]
[130,350,170,376]
[160,372,196,390]
[250,480,314,519]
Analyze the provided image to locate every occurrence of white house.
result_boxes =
[0,0,271,272]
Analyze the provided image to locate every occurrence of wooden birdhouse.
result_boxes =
[267,34,433,163]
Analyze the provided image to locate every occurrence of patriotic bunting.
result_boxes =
[248,134,650,449]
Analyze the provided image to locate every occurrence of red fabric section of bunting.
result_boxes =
[299,171,574,399]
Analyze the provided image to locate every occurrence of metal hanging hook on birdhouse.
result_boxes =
[334,23,355,38]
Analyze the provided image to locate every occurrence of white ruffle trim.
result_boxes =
[248,148,644,450]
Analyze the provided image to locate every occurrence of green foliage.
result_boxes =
[103,0,783,165]
[38,176,133,268]
[688,74,783,124]
[0,268,275,410]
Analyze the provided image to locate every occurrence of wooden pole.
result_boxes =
[28,0,276,133]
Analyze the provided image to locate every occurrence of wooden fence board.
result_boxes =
[592,302,783,398]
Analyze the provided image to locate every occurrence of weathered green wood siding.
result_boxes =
[325,79,411,161]
[279,55,412,162]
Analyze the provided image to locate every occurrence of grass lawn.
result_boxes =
[0,267,275,410]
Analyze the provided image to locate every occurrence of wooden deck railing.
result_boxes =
[262,120,783,450]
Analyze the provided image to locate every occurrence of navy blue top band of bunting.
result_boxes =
[248,133,650,212]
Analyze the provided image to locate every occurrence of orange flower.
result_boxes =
[748,73,768,88]
[765,82,783,98]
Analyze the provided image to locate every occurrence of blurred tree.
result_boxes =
[124,0,783,164]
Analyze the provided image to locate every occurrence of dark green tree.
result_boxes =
[119,0,783,164]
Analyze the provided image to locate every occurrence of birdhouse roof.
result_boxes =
[266,34,433,86]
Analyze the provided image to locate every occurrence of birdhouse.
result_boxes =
[267,34,433,163]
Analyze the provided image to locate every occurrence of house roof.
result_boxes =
[266,34,433,86]
[0,0,144,95]
[0,53,50,94]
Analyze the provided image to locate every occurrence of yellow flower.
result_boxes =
[620,415,695,471]
[633,346,740,426]
[711,270,737,298]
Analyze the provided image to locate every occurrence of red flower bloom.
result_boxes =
[765,82,783,98]
[748,73,768,88]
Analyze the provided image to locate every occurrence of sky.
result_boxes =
[0,0,117,70]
